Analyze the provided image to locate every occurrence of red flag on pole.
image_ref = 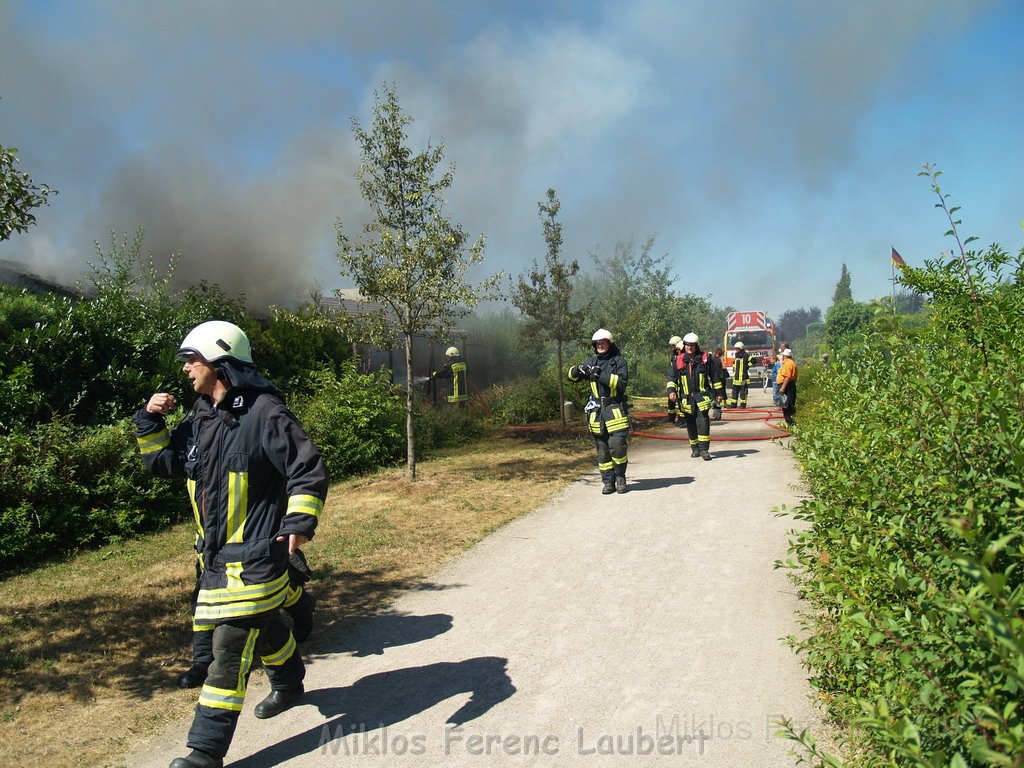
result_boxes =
[891,247,906,269]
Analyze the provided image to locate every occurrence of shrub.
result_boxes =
[0,417,181,571]
[484,373,589,426]
[289,362,405,480]
[414,403,489,454]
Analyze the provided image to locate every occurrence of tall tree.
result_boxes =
[335,85,498,480]
[511,189,586,426]
[832,263,853,304]
[775,306,822,343]
[1,145,56,241]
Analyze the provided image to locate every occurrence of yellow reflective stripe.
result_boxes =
[198,572,290,605]
[605,418,629,431]
[611,455,628,465]
[193,622,215,632]
[226,472,247,543]
[608,374,619,396]
[590,381,599,398]
[226,562,244,590]
[186,479,202,538]
[282,585,302,608]
[666,381,677,390]
[286,494,323,517]
[598,461,614,471]
[237,628,258,695]
[136,428,169,454]
[194,589,288,623]
[261,633,296,667]
[199,687,245,712]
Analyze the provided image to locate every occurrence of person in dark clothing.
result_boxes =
[776,347,799,425]
[568,328,630,494]
[667,333,721,460]
[134,321,328,768]
[178,550,316,689]
[431,346,468,406]
[727,341,752,408]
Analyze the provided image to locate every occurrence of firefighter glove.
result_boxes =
[575,364,591,378]
[589,365,602,381]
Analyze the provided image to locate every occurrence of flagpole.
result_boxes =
[891,249,896,313]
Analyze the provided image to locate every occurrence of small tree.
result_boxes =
[511,189,586,426]
[1,145,56,241]
[832,263,852,304]
[335,85,499,480]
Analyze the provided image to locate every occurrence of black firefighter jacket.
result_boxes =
[668,351,720,414]
[134,388,328,626]
[568,345,630,435]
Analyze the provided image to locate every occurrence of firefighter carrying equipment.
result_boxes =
[569,338,629,489]
[178,320,253,364]
[432,352,468,403]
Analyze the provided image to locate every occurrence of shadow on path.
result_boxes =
[626,476,695,491]
[313,612,455,658]
[230,657,516,767]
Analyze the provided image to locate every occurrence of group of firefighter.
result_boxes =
[568,328,792,495]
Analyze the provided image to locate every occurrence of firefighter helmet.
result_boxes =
[668,335,682,347]
[445,346,460,357]
[591,328,613,343]
[178,321,253,364]
[683,332,699,344]
[734,341,745,349]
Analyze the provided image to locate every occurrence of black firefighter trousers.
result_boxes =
[187,610,304,759]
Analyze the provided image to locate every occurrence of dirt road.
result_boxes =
[126,388,820,767]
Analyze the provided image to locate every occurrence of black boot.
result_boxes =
[601,483,616,495]
[169,750,222,768]
[690,445,701,458]
[701,449,712,461]
[176,662,209,689]
[254,684,305,719]
[615,477,628,494]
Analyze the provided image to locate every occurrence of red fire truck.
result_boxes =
[723,311,777,384]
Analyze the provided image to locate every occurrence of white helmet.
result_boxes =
[683,332,699,344]
[780,348,793,357]
[668,335,682,347]
[591,328,613,343]
[734,341,745,349]
[445,346,460,357]
[178,320,253,364]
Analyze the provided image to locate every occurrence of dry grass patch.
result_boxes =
[0,431,591,767]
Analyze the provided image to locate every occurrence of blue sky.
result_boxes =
[1,0,1021,319]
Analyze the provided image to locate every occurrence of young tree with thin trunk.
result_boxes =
[511,189,585,426]
[335,85,498,480]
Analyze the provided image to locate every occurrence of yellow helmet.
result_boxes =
[178,321,253,364]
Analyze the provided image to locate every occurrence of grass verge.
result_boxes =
[0,429,591,767]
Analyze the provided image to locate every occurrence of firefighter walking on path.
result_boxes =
[134,321,329,768]
[727,341,752,408]
[667,333,722,461]
[568,328,630,494]
[431,345,468,406]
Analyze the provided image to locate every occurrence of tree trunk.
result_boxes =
[405,334,416,480]
[556,339,567,428]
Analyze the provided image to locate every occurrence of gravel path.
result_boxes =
[126,388,820,767]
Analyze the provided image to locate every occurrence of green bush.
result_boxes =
[483,372,588,426]
[290,363,405,479]
[0,417,181,571]
[414,403,489,454]
[781,181,1024,766]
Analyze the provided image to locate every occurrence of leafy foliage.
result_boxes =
[776,306,823,344]
[824,300,874,351]
[1,145,56,241]
[335,83,502,479]
[832,262,853,304]
[781,170,1024,766]
[511,188,587,426]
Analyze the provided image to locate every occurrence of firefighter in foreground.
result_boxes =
[134,321,328,768]
[726,341,752,408]
[667,332,721,460]
[568,329,630,494]
[431,345,468,406]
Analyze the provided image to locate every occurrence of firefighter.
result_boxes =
[568,328,630,494]
[665,335,682,422]
[727,341,752,408]
[667,332,720,460]
[178,550,316,689]
[431,345,468,406]
[134,321,328,768]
